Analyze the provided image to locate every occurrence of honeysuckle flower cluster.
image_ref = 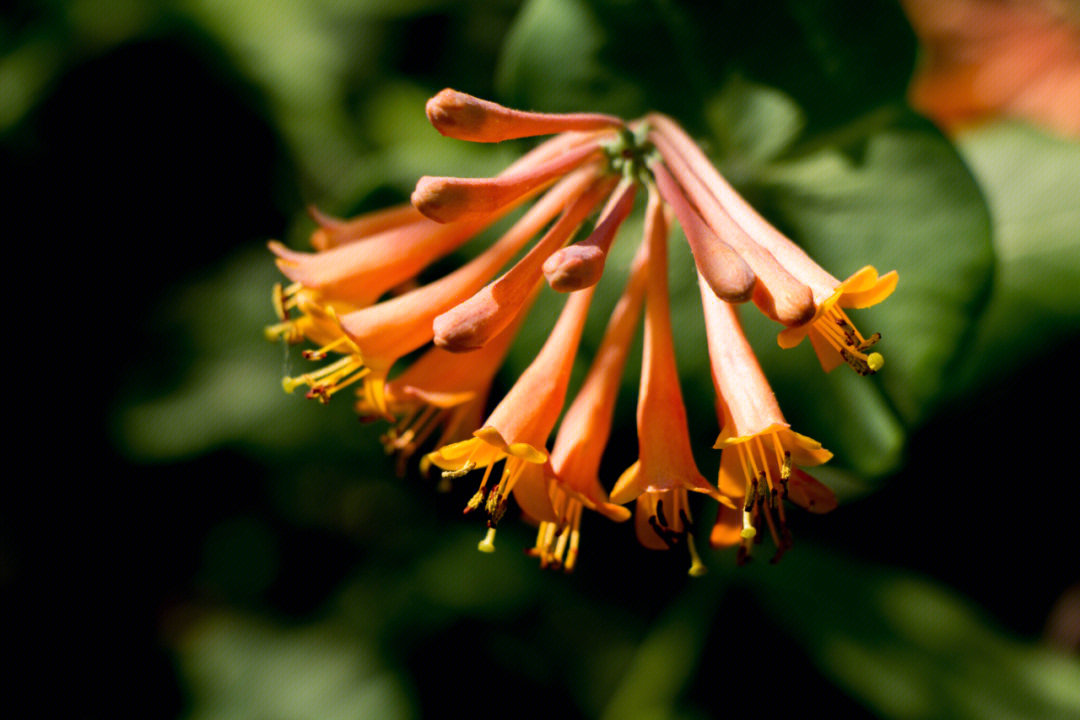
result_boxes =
[266,89,897,574]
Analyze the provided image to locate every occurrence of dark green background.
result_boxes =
[8,1,1079,717]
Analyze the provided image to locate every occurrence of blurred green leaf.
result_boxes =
[704,75,805,165]
[748,547,1080,720]
[177,611,416,720]
[951,122,1080,395]
[496,0,642,115]
[113,246,363,461]
[600,588,715,720]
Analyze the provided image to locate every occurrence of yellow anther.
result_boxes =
[465,489,484,511]
[272,282,287,320]
[477,527,497,553]
[442,461,476,479]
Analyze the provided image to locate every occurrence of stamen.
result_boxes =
[477,527,497,553]
[272,282,302,320]
[465,489,485,513]
[687,532,707,577]
[741,510,757,539]
[564,503,583,572]
[301,335,352,360]
[816,307,885,375]
[761,501,782,549]
[281,356,368,399]
[753,436,774,494]
[551,523,571,569]
[264,320,302,344]
[463,462,496,514]
[442,460,476,480]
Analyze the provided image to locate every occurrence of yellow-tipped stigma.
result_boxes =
[478,527,497,553]
[815,305,885,375]
[687,533,708,577]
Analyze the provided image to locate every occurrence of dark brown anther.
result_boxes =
[678,509,692,530]
[647,515,679,548]
[736,545,751,566]
[840,349,872,376]
[835,317,858,346]
[490,498,508,526]
[757,473,770,507]
[859,332,882,350]
[306,386,331,404]
[744,481,757,511]
[655,499,668,528]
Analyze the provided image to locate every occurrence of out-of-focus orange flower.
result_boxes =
[266,89,896,571]
[903,0,1080,137]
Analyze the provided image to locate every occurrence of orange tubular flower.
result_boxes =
[425,284,598,551]
[426,88,624,142]
[609,186,732,576]
[531,244,648,571]
[648,113,897,375]
[701,282,835,564]
[267,88,895,570]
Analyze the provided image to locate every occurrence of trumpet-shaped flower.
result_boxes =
[777,265,898,374]
[701,282,835,563]
[609,186,732,576]
[530,244,647,570]
[425,284,598,548]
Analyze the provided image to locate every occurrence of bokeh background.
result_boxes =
[9,1,1080,717]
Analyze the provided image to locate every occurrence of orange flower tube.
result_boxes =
[543,177,637,292]
[412,140,604,223]
[609,185,729,575]
[532,242,648,570]
[650,160,756,303]
[426,88,624,142]
[426,284,599,548]
[700,280,834,563]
